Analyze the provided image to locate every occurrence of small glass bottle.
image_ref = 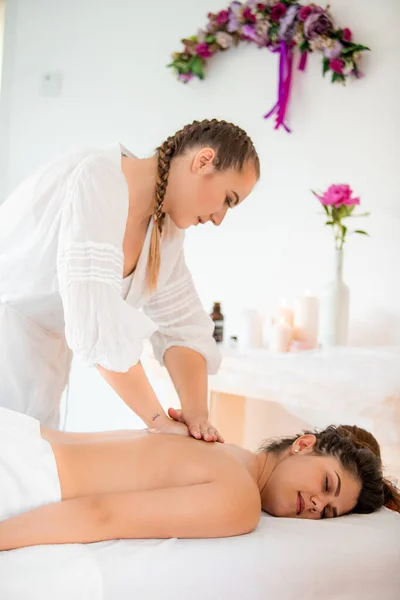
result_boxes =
[210,302,224,344]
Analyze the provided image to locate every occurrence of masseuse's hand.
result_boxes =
[148,416,189,437]
[168,408,224,443]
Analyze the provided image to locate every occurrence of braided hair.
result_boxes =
[259,424,400,515]
[148,119,260,290]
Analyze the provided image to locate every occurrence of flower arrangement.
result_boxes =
[168,1,369,131]
[313,184,370,250]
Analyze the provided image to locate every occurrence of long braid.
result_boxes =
[147,119,259,290]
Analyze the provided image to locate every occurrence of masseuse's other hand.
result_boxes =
[168,408,224,443]
[148,416,189,437]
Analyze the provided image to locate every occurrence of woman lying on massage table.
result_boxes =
[0,407,399,551]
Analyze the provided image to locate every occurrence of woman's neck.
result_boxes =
[253,450,281,495]
[121,155,158,225]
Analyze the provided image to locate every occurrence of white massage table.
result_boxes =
[1,509,400,599]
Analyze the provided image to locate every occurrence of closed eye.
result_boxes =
[225,197,233,208]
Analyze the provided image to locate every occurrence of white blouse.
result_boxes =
[0,143,220,377]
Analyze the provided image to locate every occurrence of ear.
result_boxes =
[292,434,317,455]
[191,147,216,175]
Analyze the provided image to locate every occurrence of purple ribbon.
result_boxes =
[264,41,294,133]
[298,51,308,72]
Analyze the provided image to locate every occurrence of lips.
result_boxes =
[297,492,305,515]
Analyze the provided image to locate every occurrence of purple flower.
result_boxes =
[270,3,287,23]
[323,40,343,60]
[279,5,299,42]
[230,0,242,13]
[179,72,194,83]
[298,6,312,22]
[241,24,265,47]
[303,8,333,40]
[227,1,241,33]
[196,43,213,58]
[217,10,230,25]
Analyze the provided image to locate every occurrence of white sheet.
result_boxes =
[0,544,102,600]
[89,509,400,600]
[1,510,399,599]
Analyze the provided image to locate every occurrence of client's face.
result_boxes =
[261,435,361,519]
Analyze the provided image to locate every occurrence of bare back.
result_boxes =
[42,427,256,501]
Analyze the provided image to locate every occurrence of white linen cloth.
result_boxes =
[0,143,220,427]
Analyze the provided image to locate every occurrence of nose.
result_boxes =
[211,206,228,227]
[310,495,326,516]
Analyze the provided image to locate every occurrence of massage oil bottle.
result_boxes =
[210,302,224,344]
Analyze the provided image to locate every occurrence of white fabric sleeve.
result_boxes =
[143,249,221,374]
[57,156,157,372]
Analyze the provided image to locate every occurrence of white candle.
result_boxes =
[294,291,319,349]
[238,309,263,350]
[270,317,292,353]
[275,298,294,327]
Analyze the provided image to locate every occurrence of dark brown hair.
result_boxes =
[147,119,260,290]
[260,424,400,515]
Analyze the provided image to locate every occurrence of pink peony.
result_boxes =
[298,6,312,22]
[330,58,345,74]
[270,2,287,22]
[243,7,257,23]
[342,27,352,42]
[217,10,230,25]
[317,184,360,208]
[196,43,213,58]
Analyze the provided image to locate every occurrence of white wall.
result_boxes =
[0,1,399,427]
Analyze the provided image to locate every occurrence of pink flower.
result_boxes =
[329,58,345,74]
[298,6,312,21]
[243,7,257,23]
[342,27,352,42]
[196,43,213,58]
[217,10,230,25]
[256,3,267,11]
[178,72,194,83]
[270,2,287,22]
[317,184,360,208]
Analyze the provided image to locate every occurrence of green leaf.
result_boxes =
[322,57,330,76]
[172,59,192,73]
[332,72,345,84]
[354,230,369,236]
[325,221,334,226]
[342,44,370,55]
[299,40,310,53]
[190,56,206,79]
[205,35,216,44]
[322,204,330,216]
